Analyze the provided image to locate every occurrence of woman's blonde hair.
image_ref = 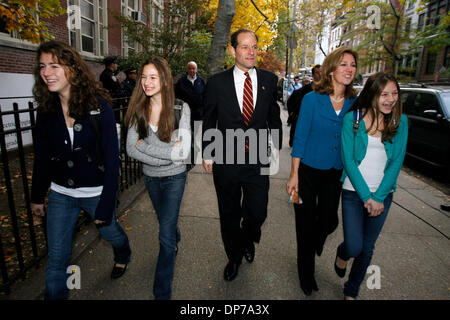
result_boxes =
[313,46,358,98]
[124,57,175,143]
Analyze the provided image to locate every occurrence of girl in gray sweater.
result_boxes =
[125,57,190,300]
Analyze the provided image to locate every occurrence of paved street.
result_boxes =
[5,105,450,302]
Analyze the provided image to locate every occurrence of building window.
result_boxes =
[121,0,142,57]
[425,52,437,74]
[68,0,107,56]
[405,17,411,35]
[417,13,425,31]
[151,0,163,26]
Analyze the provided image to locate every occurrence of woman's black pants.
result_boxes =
[294,163,342,284]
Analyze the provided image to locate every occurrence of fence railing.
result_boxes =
[0,96,142,295]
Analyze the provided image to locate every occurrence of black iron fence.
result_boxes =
[0,97,142,295]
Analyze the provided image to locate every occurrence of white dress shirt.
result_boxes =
[233,66,258,112]
[187,74,197,85]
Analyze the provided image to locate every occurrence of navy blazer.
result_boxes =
[291,91,356,170]
[31,96,119,223]
[202,67,282,165]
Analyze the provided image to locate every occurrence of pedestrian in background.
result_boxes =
[286,46,358,296]
[287,65,321,147]
[100,56,123,98]
[122,67,137,98]
[125,57,191,300]
[175,61,206,122]
[335,72,408,300]
[175,61,206,167]
[287,75,302,97]
[31,41,131,300]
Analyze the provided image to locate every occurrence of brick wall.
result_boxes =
[0,0,124,77]
[107,0,122,56]
[0,46,36,74]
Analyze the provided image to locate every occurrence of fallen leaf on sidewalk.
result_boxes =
[120,217,127,222]
[125,227,132,231]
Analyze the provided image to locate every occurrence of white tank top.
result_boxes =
[343,135,387,192]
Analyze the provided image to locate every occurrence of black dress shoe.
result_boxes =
[224,261,241,281]
[300,276,318,296]
[244,243,255,263]
[312,277,319,292]
[334,251,346,278]
[316,244,323,257]
[111,263,127,279]
[300,279,312,296]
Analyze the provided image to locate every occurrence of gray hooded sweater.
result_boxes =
[126,102,191,177]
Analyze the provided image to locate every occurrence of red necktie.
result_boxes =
[242,72,254,152]
[242,72,254,125]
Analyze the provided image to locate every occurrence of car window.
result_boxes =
[401,90,414,114]
[439,92,450,115]
[400,91,409,105]
[411,92,440,116]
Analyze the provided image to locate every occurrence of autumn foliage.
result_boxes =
[0,0,65,43]
[257,50,284,74]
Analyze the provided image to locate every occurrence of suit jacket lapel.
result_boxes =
[316,93,338,121]
[248,68,265,126]
[225,67,244,121]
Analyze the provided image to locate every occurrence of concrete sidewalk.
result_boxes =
[5,106,450,301]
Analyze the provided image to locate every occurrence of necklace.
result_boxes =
[330,95,344,103]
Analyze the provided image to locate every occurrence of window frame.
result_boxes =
[68,0,108,58]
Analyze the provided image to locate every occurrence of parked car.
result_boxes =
[399,84,450,176]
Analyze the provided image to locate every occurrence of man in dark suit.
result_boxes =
[287,64,321,147]
[202,29,282,281]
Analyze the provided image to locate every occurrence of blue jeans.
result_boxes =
[338,190,393,299]
[45,190,131,300]
[144,171,186,300]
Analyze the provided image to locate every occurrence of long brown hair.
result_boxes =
[350,72,402,142]
[124,57,175,142]
[33,41,111,117]
[313,46,358,98]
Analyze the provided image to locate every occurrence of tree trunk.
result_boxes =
[207,0,235,75]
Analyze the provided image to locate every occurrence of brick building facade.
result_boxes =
[0,0,165,85]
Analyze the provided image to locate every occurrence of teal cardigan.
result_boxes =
[340,112,408,203]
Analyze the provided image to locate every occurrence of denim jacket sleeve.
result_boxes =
[371,115,408,203]
[341,112,372,203]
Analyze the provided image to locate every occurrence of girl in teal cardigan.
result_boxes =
[334,72,408,300]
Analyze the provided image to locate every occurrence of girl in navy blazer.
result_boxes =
[286,47,358,296]
[30,41,131,300]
